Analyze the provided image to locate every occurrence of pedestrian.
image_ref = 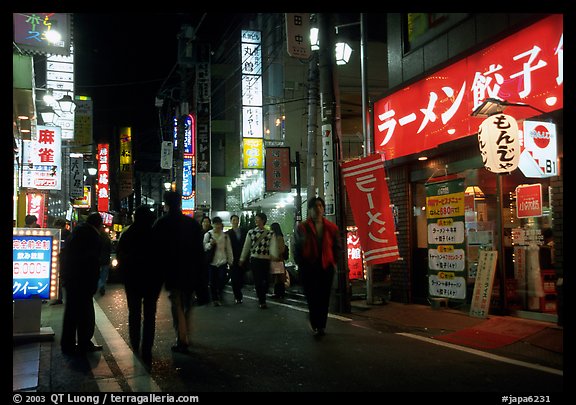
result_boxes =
[25,214,40,228]
[116,205,163,366]
[51,218,70,305]
[269,222,288,299]
[152,191,208,353]
[204,216,233,306]
[201,216,213,235]
[60,212,104,354]
[294,197,342,337]
[239,212,277,309]
[97,227,112,296]
[226,214,247,304]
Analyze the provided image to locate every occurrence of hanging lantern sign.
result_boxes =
[477,114,519,174]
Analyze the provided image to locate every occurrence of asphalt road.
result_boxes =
[33,281,563,395]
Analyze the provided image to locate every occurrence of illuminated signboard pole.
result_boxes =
[318,13,350,313]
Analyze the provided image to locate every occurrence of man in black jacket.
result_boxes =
[226,214,247,304]
[116,205,162,366]
[60,212,104,355]
[152,191,207,353]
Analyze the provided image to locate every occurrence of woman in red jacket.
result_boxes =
[294,197,342,337]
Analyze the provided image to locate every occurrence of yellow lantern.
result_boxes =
[477,113,519,174]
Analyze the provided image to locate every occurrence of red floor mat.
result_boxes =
[434,317,547,350]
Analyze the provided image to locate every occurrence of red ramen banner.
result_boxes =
[341,154,400,265]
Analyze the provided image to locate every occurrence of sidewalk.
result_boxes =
[13,290,563,392]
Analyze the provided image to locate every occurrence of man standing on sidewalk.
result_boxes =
[60,212,104,354]
[152,191,208,353]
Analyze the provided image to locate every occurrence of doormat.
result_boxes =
[434,317,548,350]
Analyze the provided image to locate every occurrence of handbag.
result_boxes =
[206,232,216,264]
[270,260,285,275]
[284,268,291,288]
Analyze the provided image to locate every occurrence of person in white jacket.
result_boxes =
[204,216,233,306]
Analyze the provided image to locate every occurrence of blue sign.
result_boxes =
[13,234,54,300]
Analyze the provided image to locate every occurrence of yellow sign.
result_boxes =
[426,192,465,219]
[119,127,132,166]
[242,138,264,169]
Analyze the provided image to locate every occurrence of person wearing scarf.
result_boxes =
[294,197,342,337]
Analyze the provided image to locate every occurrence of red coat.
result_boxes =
[295,218,341,270]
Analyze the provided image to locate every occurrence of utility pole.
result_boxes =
[318,13,351,314]
[306,51,319,202]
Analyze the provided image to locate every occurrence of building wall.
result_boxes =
[387,13,546,89]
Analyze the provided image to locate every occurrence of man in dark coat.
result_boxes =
[116,205,162,366]
[60,212,104,354]
[152,191,207,353]
[226,214,247,303]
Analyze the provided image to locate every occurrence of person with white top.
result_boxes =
[204,216,233,306]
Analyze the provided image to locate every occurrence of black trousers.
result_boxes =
[229,263,245,301]
[61,286,96,350]
[301,265,335,330]
[125,285,160,354]
[250,258,270,305]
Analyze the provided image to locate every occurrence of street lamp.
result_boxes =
[471,97,547,118]
[57,94,76,113]
[335,42,353,65]
[37,104,59,126]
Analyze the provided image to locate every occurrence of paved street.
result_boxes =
[27,281,563,393]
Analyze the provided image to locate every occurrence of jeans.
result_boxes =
[98,265,110,292]
[209,264,228,302]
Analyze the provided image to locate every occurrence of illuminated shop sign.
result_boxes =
[374,14,563,161]
[13,228,60,300]
[97,144,110,212]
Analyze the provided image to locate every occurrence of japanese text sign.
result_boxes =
[426,177,467,300]
[478,114,519,173]
[519,121,557,178]
[347,228,365,280]
[374,14,563,161]
[265,147,291,192]
[97,143,109,212]
[341,154,400,265]
[516,183,543,218]
[13,228,60,300]
[21,126,62,190]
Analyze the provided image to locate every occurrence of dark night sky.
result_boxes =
[72,12,246,165]
[73,13,184,149]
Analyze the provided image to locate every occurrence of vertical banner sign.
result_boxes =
[241,29,264,183]
[13,228,60,300]
[195,52,211,209]
[97,144,110,212]
[265,147,291,192]
[69,153,84,198]
[119,127,133,200]
[285,13,311,60]
[322,124,335,216]
[26,193,47,228]
[341,154,400,265]
[46,49,75,140]
[160,141,173,170]
[72,97,93,154]
[426,177,467,300]
[182,114,196,217]
[347,228,365,280]
[470,250,498,318]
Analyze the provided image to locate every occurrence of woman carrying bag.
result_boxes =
[269,222,288,299]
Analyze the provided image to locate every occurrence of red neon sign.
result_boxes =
[374,14,563,161]
[97,144,110,212]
